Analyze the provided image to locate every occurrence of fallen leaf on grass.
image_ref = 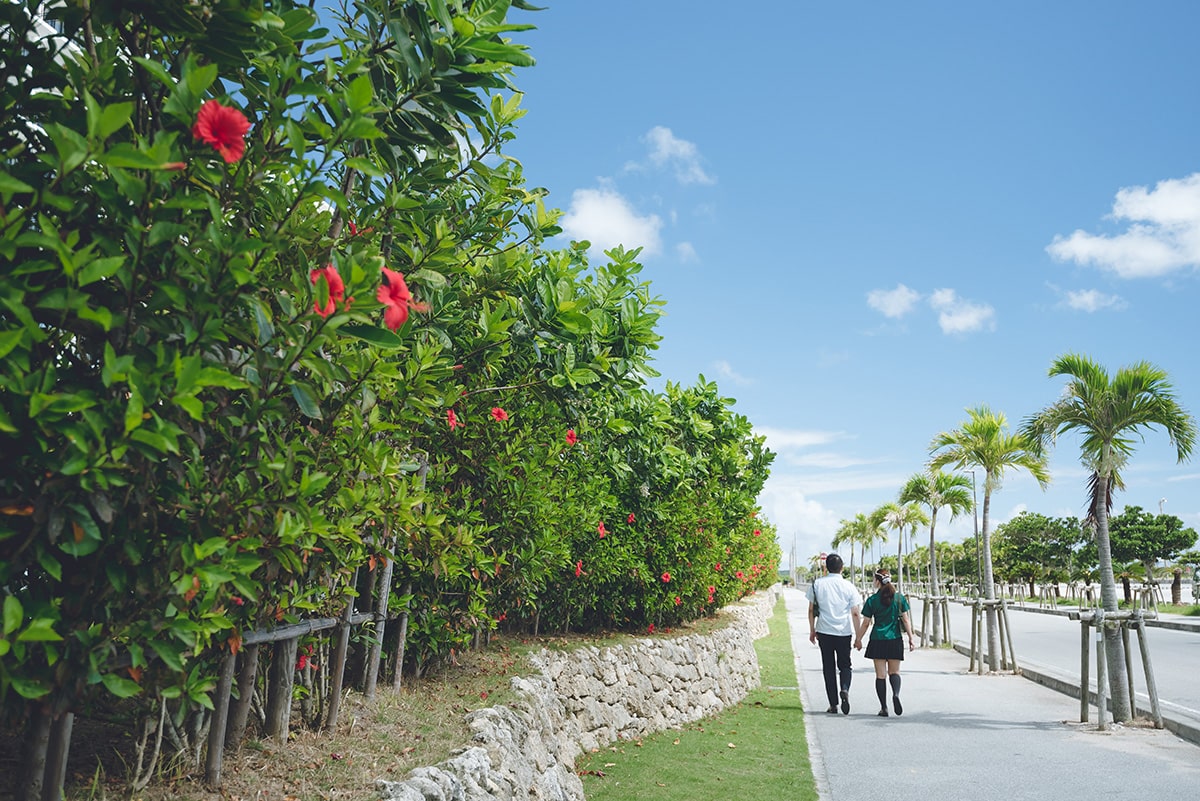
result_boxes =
[727,742,736,748]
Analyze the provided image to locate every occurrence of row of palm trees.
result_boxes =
[824,353,1196,724]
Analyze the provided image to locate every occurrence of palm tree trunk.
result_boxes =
[981,484,1000,671]
[1094,475,1132,721]
[897,533,904,588]
[929,509,941,646]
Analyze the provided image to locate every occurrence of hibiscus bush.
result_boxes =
[0,0,778,794]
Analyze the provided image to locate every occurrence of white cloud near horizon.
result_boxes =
[1063,288,1127,312]
[559,187,663,257]
[1046,172,1200,278]
[929,288,996,334]
[867,284,922,318]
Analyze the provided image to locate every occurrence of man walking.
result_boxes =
[808,553,863,714]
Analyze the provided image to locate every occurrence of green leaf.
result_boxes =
[0,170,34,202]
[132,57,175,89]
[100,672,143,698]
[101,144,164,170]
[0,329,23,360]
[11,678,51,699]
[195,367,251,390]
[149,641,186,672]
[3,596,22,635]
[17,618,63,642]
[346,74,374,113]
[341,324,405,349]
[290,383,323,419]
[98,102,134,140]
[77,255,125,287]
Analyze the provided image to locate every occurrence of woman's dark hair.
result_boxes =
[875,569,895,606]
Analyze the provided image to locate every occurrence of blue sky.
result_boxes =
[504,1,1200,566]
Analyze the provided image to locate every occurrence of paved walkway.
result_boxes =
[783,587,1200,801]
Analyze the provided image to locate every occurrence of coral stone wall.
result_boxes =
[377,587,780,801]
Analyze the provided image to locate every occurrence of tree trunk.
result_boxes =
[1172,568,1182,605]
[1094,476,1132,722]
[19,706,52,801]
[980,485,1000,672]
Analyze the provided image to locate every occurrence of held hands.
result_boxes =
[853,637,863,651]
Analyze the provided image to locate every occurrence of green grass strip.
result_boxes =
[577,597,818,801]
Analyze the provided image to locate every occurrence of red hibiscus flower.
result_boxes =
[377,267,429,331]
[753,529,761,537]
[490,407,508,422]
[447,409,459,430]
[647,623,655,634]
[597,521,607,538]
[192,100,251,163]
[674,596,681,606]
[707,585,715,595]
[714,562,722,571]
[566,428,577,446]
[661,572,671,583]
[736,570,745,580]
[575,560,583,578]
[310,264,347,317]
[627,513,635,524]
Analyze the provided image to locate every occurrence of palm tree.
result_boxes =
[930,406,1050,671]
[899,470,973,645]
[878,501,928,589]
[1022,353,1196,722]
[832,517,857,580]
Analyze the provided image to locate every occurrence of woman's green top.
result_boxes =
[862,591,910,640]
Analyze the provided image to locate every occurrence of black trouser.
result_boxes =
[816,632,853,706]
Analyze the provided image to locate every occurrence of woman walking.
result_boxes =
[854,569,915,716]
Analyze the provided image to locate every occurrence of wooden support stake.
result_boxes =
[226,643,259,749]
[1095,615,1109,731]
[204,650,237,787]
[1133,613,1164,729]
[264,638,299,742]
[42,712,73,801]
[1079,618,1090,723]
[325,572,357,730]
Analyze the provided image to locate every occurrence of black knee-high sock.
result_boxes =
[875,678,887,707]
[889,673,902,697]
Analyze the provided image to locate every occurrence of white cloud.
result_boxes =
[713,359,752,386]
[641,126,715,186]
[1046,172,1200,278]
[676,241,698,263]
[755,426,847,452]
[559,187,663,257]
[928,288,996,335]
[1062,288,1126,312]
[867,284,921,318]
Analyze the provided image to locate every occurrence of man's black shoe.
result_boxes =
[840,690,850,715]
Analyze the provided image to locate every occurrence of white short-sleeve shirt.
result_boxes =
[807,574,863,637]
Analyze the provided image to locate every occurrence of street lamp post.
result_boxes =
[970,470,981,597]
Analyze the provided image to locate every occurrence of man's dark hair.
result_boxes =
[825,553,844,573]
